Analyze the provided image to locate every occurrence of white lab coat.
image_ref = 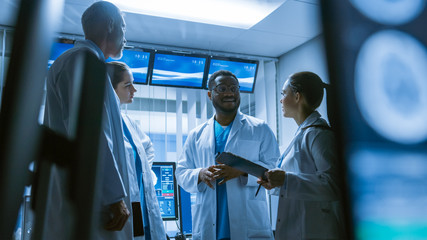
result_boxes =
[122,113,167,240]
[44,40,132,240]
[176,111,280,240]
[274,111,346,239]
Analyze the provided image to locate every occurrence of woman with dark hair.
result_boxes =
[258,71,346,239]
[106,61,166,240]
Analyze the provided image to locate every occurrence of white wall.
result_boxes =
[255,60,279,135]
[276,34,329,148]
[271,34,329,229]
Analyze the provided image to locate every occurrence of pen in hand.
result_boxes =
[255,170,269,196]
[255,184,262,197]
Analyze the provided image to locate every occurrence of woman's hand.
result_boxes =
[257,169,286,190]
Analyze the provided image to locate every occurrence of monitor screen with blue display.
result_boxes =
[150,52,207,88]
[179,187,193,236]
[106,49,151,84]
[48,42,74,68]
[207,57,259,93]
[152,162,178,221]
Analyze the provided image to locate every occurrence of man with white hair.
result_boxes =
[44,1,134,239]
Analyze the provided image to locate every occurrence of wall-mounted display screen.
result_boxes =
[107,49,151,84]
[150,52,207,89]
[207,57,259,93]
[48,42,74,68]
[152,162,178,221]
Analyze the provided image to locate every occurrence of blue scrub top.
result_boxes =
[214,120,232,240]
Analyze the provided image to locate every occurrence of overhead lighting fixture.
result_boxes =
[106,0,286,29]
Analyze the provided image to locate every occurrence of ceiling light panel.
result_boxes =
[106,0,287,29]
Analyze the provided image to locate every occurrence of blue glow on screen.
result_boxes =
[152,163,177,220]
[349,30,427,239]
[107,50,150,84]
[151,53,206,88]
[48,42,73,68]
[209,59,257,92]
[180,187,193,235]
[348,147,427,239]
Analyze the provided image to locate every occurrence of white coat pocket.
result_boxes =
[232,140,260,162]
[190,202,215,240]
[246,199,273,238]
[302,201,341,239]
[247,228,274,239]
[190,203,202,238]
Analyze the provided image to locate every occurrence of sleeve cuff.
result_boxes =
[280,173,288,198]
[197,181,207,192]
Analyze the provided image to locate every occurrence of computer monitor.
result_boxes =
[152,162,179,221]
[48,41,74,69]
[106,48,152,84]
[179,187,193,236]
[150,51,208,89]
[207,57,259,93]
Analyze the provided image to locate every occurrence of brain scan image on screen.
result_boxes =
[354,30,427,144]
[350,0,425,25]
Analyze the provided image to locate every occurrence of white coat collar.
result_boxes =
[281,111,327,163]
[208,111,245,149]
[295,111,328,135]
[228,111,245,143]
[74,39,106,61]
[208,110,244,127]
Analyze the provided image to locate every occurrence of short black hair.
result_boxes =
[208,70,238,90]
[288,71,327,110]
[106,61,130,89]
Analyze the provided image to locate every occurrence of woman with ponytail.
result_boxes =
[258,71,346,239]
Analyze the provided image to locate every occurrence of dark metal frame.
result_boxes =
[0,0,109,239]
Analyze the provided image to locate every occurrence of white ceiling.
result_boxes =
[0,0,321,58]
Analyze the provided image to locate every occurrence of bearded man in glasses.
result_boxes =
[176,70,280,240]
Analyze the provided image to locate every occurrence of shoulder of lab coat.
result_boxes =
[44,43,127,206]
[176,118,215,193]
[121,114,166,239]
[121,114,155,167]
[101,80,129,205]
[177,113,275,239]
[121,113,157,183]
[282,112,341,201]
[44,46,96,135]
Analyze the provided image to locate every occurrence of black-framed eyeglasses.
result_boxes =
[212,84,240,93]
